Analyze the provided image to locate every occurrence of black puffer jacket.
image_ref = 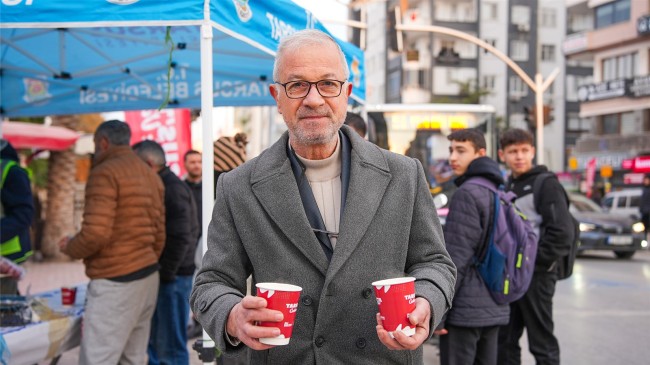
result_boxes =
[159,166,200,280]
[443,157,510,327]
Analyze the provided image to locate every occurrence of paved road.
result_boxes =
[17,249,650,364]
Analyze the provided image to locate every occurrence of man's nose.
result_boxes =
[302,84,325,106]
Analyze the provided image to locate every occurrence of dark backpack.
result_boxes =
[532,172,580,280]
[465,178,539,305]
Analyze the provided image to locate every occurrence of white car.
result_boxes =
[601,188,643,219]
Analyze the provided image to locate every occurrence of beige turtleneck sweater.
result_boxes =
[295,137,342,248]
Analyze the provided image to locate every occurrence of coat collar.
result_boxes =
[250,125,391,280]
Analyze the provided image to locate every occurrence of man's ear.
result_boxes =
[100,136,110,150]
[269,84,282,115]
[345,82,353,96]
[497,149,504,163]
[478,148,487,157]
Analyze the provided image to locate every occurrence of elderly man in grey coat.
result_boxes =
[190,29,456,365]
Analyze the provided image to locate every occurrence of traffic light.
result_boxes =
[523,106,535,128]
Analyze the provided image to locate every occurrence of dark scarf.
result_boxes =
[286,130,351,262]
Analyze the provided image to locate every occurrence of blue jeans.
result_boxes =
[148,275,193,365]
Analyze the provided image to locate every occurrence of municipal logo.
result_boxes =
[23,78,51,104]
[233,0,252,22]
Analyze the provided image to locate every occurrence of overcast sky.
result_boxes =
[291,0,349,40]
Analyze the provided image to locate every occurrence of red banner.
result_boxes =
[585,158,597,198]
[621,156,650,173]
[125,109,192,177]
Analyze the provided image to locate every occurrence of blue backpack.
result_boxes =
[465,178,539,304]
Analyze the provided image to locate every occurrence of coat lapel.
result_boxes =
[325,127,392,283]
[251,134,329,276]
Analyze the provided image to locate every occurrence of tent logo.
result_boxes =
[23,78,51,104]
[350,56,361,88]
[233,0,252,22]
[106,0,140,5]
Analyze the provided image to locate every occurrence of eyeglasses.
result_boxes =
[275,79,346,99]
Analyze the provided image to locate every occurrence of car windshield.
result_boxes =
[569,193,603,213]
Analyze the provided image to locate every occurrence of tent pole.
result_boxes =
[199,0,216,364]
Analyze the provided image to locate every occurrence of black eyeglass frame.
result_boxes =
[275,79,347,99]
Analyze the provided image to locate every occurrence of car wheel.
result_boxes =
[614,251,635,259]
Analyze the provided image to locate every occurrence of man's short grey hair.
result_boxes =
[95,120,131,146]
[132,140,166,168]
[272,29,350,83]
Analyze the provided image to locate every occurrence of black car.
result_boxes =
[569,193,648,259]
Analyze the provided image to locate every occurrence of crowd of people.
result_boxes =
[3,28,649,365]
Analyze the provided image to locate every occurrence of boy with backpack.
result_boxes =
[497,128,575,365]
[438,129,536,365]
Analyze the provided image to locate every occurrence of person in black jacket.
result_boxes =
[133,140,199,365]
[497,129,573,365]
[437,129,508,365]
[1,139,34,295]
[640,174,650,237]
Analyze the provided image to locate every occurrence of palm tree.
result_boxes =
[40,115,79,260]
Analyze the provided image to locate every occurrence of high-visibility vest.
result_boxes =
[1,159,33,263]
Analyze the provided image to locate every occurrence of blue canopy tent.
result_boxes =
[0,0,366,117]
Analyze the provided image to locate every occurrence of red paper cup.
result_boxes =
[61,286,77,306]
[255,283,303,345]
[372,277,416,338]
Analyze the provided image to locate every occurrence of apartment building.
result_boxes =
[564,0,650,187]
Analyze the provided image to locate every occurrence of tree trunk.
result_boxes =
[40,115,80,260]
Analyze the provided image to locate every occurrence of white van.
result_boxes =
[601,188,643,219]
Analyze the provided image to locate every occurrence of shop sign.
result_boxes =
[577,79,630,102]
[621,156,650,173]
[630,75,650,98]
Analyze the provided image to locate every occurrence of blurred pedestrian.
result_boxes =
[213,133,248,192]
[133,140,199,365]
[1,139,34,295]
[59,120,165,365]
[344,112,367,138]
[497,128,573,365]
[183,149,205,339]
[436,129,508,365]
[190,29,456,364]
[640,174,650,236]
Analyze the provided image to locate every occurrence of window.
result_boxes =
[567,113,591,131]
[510,40,529,61]
[620,112,636,135]
[616,197,626,208]
[602,197,613,209]
[595,0,630,29]
[602,53,638,81]
[541,45,555,61]
[601,114,619,134]
[540,8,556,28]
[483,2,498,21]
[509,76,528,98]
[482,75,496,91]
[483,39,497,54]
[511,6,530,26]
[509,113,527,130]
[568,13,593,33]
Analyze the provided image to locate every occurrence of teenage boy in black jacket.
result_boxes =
[437,129,508,365]
[497,129,573,365]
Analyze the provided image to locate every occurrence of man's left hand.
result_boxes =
[57,236,71,251]
[376,297,431,350]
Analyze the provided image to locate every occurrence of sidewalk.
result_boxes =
[15,259,441,365]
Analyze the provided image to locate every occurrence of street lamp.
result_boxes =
[393,7,559,164]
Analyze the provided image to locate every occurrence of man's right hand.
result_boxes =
[226,295,284,350]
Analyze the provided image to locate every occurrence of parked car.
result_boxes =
[569,193,647,259]
[601,188,643,220]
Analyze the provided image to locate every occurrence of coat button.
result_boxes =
[198,300,207,312]
[315,336,325,347]
[362,288,372,299]
[356,337,366,349]
[301,295,313,306]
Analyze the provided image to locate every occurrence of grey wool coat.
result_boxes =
[191,125,457,365]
